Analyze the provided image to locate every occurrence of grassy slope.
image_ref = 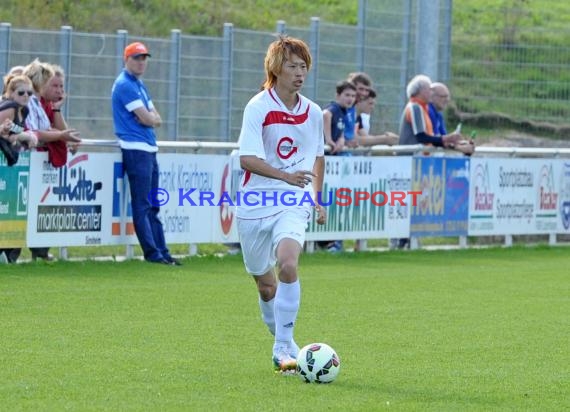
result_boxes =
[451,0,570,127]
[0,0,356,35]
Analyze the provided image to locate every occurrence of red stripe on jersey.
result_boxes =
[262,105,310,127]
[242,170,252,187]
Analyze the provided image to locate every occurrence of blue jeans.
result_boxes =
[122,149,171,262]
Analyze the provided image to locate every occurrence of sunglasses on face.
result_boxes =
[17,90,34,97]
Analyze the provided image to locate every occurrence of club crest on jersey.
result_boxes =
[277,136,298,159]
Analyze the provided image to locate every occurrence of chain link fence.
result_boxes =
[450,1,570,132]
[1,0,568,142]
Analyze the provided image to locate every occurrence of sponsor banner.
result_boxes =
[410,156,470,237]
[0,152,30,247]
[535,161,561,232]
[27,152,116,247]
[24,152,566,248]
[468,158,566,235]
[26,152,240,246]
[211,154,240,243]
[306,156,412,240]
[558,161,570,232]
[157,153,239,243]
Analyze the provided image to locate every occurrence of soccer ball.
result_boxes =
[296,343,340,383]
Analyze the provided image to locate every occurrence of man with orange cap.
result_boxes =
[111,42,180,265]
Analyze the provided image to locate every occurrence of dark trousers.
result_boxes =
[1,248,21,263]
[122,149,171,262]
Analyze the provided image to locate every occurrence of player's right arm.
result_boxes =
[240,155,314,189]
[239,99,314,188]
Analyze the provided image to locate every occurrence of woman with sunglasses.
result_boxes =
[0,74,38,263]
[0,74,39,162]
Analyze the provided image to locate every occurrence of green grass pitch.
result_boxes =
[1,246,568,411]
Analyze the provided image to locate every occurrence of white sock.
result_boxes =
[259,297,275,335]
[274,280,300,351]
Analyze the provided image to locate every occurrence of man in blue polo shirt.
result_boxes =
[111,41,180,265]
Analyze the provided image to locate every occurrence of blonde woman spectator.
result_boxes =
[0,73,38,263]
[40,63,79,159]
[23,59,80,146]
[23,59,81,261]
[0,74,38,152]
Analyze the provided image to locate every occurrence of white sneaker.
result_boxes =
[289,339,300,359]
[272,344,297,372]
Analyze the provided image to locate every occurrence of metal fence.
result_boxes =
[0,1,446,142]
[0,0,568,143]
[449,1,570,127]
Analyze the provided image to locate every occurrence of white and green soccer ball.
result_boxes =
[296,343,340,383]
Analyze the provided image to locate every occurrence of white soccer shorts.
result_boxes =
[237,208,311,275]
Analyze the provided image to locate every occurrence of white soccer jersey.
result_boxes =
[237,88,324,219]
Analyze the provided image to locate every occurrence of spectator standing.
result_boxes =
[236,35,326,372]
[398,74,467,150]
[0,74,38,263]
[111,42,180,266]
[322,80,357,155]
[395,75,473,249]
[0,74,38,164]
[24,59,81,261]
[319,80,357,252]
[23,60,80,146]
[345,72,373,148]
[40,64,79,160]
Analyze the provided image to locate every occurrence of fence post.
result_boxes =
[58,25,73,260]
[548,233,556,246]
[60,26,72,120]
[221,23,233,141]
[116,29,129,258]
[0,22,11,75]
[308,17,320,102]
[441,0,453,82]
[356,0,366,71]
[168,29,181,141]
[399,0,413,116]
[416,0,440,79]
[116,30,128,75]
[276,20,286,34]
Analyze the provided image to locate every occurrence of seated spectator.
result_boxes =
[355,89,399,146]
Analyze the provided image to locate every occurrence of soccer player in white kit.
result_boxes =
[236,35,327,373]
